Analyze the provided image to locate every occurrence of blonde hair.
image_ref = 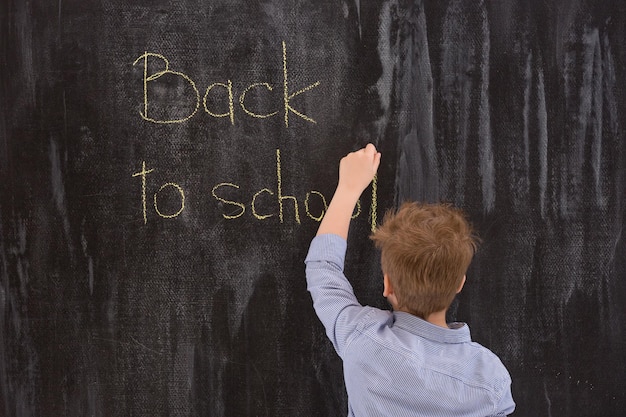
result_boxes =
[370,202,479,318]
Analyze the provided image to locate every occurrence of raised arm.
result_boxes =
[305,144,381,355]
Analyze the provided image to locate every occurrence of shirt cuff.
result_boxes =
[304,233,347,269]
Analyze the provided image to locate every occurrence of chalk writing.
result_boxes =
[154,183,185,218]
[211,183,245,219]
[209,148,376,227]
[132,149,377,230]
[252,188,274,220]
[132,53,201,124]
[203,81,235,125]
[275,148,301,223]
[304,191,327,221]
[281,41,320,127]
[132,162,186,223]
[240,83,279,119]
[371,175,377,232]
[133,41,320,127]
[131,161,154,224]
[129,44,374,230]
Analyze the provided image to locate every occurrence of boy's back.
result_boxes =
[306,234,514,417]
[305,144,515,416]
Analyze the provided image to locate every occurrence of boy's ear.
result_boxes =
[383,274,400,308]
[456,275,466,294]
[383,274,393,297]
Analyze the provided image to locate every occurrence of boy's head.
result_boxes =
[370,202,478,319]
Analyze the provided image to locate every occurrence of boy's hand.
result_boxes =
[337,143,381,198]
[315,144,381,239]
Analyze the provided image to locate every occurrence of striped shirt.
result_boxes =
[305,234,515,417]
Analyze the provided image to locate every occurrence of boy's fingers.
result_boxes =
[373,152,381,172]
[364,143,377,155]
[346,144,379,170]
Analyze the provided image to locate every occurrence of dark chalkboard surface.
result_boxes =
[2,1,625,416]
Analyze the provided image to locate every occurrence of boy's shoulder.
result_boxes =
[464,339,512,378]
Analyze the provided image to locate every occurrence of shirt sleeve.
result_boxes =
[490,371,515,416]
[494,378,516,416]
[304,233,374,357]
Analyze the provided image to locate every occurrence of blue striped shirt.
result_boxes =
[305,234,515,417]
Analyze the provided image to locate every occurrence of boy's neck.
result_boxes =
[425,310,449,328]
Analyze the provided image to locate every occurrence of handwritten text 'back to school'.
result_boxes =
[130,41,378,231]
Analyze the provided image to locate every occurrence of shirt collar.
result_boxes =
[392,311,471,344]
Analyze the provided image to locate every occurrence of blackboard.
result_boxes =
[1,1,625,416]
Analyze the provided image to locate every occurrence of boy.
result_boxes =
[305,144,515,416]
